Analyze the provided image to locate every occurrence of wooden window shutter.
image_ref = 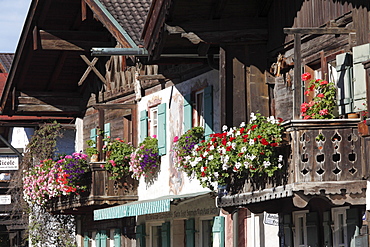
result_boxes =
[336,53,353,114]
[90,128,97,147]
[346,207,360,246]
[212,216,225,247]
[139,110,148,143]
[84,232,89,247]
[185,218,195,247]
[306,212,319,247]
[136,224,146,247]
[114,228,121,247]
[104,123,111,138]
[183,94,193,132]
[282,214,293,247]
[204,86,213,139]
[100,230,108,247]
[323,211,333,247]
[161,222,171,247]
[352,44,370,112]
[158,103,167,155]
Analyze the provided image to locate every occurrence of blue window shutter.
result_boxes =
[323,211,332,247]
[84,232,89,247]
[336,53,353,114]
[100,230,107,247]
[140,110,148,143]
[114,229,121,247]
[90,128,97,147]
[204,86,213,138]
[185,218,195,247]
[212,216,225,247]
[283,214,293,247]
[306,212,319,247]
[136,224,146,247]
[161,222,171,247]
[183,94,193,132]
[352,44,369,112]
[158,103,167,155]
[104,123,111,138]
[95,231,101,247]
[346,208,360,246]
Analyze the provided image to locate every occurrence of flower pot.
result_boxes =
[358,121,370,137]
[90,154,99,162]
[348,113,360,119]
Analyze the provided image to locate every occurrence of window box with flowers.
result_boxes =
[102,137,135,180]
[23,152,90,206]
[129,136,160,184]
[300,72,337,119]
[178,113,285,192]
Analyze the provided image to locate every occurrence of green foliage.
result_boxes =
[102,137,134,180]
[85,139,99,157]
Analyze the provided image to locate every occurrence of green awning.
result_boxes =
[94,191,211,221]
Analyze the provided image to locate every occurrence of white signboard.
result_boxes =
[0,156,19,170]
[0,195,11,205]
[264,213,279,226]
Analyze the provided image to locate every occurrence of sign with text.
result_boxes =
[0,156,19,170]
[264,213,279,226]
[0,195,11,205]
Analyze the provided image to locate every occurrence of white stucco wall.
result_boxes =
[137,70,220,200]
[75,118,84,153]
[9,127,34,149]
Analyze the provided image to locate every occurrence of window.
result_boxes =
[152,225,162,247]
[149,106,158,137]
[194,90,205,127]
[293,211,308,247]
[332,207,349,247]
[200,218,214,247]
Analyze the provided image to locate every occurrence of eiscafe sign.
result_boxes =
[0,156,19,170]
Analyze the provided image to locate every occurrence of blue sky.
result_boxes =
[0,0,31,53]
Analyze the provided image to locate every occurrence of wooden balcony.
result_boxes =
[46,163,138,214]
[218,119,369,209]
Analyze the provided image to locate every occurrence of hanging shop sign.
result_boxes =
[0,156,19,170]
[264,213,279,226]
[0,195,11,205]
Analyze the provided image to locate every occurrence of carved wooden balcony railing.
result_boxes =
[218,119,368,208]
[46,163,138,214]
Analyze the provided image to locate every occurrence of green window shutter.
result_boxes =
[352,44,369,112]
[306,212,319,247]
[183,94,193,132]
[323,211,333,247]
[104,123,111,138]
[158,103,167,156]
[84,232,89,247]
[136,224,146,247]
[336,53,353,114]
[90,128,97,147]
[185,218,195,247]
[140,110,148,143]
[161,222,171,247]
[204,86,213,139]
[346,207,360,247]
[100,230,107,247]
[114,228,121,247]
[283,214,293,247]
[95,231,101,247]
[212,216,225,247]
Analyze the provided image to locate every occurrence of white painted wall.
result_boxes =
[246,213,279,247]
[9,127,34,149]
[137,70,219,200]
[75,118,84,153]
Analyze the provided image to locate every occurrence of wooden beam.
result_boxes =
[81,0,87,21]
[78,55,106,86]
[136,74,167,81]
[17,104,80,112]
[39,30,112,51]
[284,27,356,35]
[47,52,69,91]
[293,34,302,120]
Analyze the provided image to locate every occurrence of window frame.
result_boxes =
[293,210,309,247]
[332,206,349,247]
[198,216,214,247]
[147,221,165,247]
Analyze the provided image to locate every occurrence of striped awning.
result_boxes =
[94,191,211,221]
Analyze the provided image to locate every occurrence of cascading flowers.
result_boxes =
[129,136,160,180]
[102,137,135,180]
[300,72,336,119]
[182,113,284,190]
[23,152,90,206]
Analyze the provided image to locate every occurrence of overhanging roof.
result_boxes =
[94,191,212,221]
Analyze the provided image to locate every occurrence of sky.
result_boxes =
[0,0,31,53]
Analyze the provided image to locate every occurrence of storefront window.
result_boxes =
[201,219,213,247]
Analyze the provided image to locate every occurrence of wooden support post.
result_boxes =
[97,109,104,160]
[293,34,302,120]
